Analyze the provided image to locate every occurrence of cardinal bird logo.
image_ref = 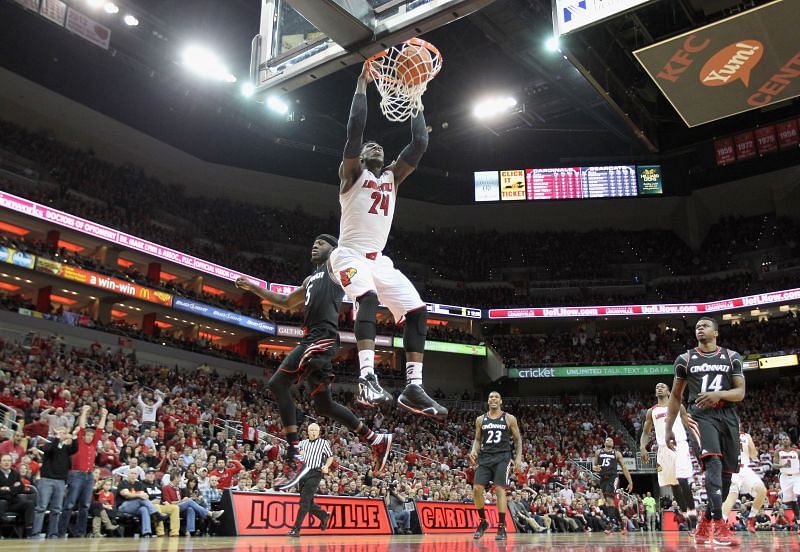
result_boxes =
[339,267,357,287]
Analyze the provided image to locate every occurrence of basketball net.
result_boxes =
[367,38,442,123]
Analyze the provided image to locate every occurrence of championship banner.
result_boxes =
[754,126,778,155]
[734,131,757,161]
[39,0,66,25]
[219,490,392,536]
[415,501,516,534]
[13,0,40,12]
[714,137,736,166]
[776,119,799,149]
[634,0,800,127]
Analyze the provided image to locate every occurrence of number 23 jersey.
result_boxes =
[339,169,397,254]
[674,346,743,410]
[480,412,512,458]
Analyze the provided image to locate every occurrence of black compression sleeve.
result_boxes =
[397,112,428,167]
[344,93,367,158]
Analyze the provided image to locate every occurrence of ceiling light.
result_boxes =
[267,96,288,114]
[103,2,119,14]
[181,45,236,83]
[473,96,517,119]
[86,0,103,8]
[123,14,139,26]
[241,82,255,97]
[545,36,560,52]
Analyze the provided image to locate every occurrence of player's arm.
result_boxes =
[639,408,654,463]
[747,435,758,463]
[665,354,688,450]
[696,352,746,408]
[339,63,372,193]
[235,276,309,311]
[616,451,633,492]
[387,112,428,187]
[468,415,482,464]
[592,449,601,472]
[507,414,523,471]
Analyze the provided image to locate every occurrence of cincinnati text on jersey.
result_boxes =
[482,422,507,429]
[689,363,731,374]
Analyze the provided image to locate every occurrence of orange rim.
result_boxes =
[365,37,443,84]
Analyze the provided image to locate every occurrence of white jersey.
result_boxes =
[339,169,397,254]
[652,404,687,446]
[778,449,800,476]
[739,432,753,468]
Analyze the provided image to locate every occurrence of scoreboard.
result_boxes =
[476,164,662,202]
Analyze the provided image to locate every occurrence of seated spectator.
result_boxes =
[116,469,168,538]
[0,453,35,536]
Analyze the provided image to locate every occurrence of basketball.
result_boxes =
[395,43,434,86]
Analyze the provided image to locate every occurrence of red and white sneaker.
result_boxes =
[693,517,712,544]
[370,433,393,475]
[746,516,756,534]
[712,519,740,547]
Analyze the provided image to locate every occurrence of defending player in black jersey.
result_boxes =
[593,437,633,530]
[665,316,745,547]
[468,391,522,541]
[236,235,392,488]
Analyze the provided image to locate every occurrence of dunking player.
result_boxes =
[640,382,696,527]
[665,316,745,546]
[593,437,633,532]
[329,62,446,419]
[721,426,766,533]
[235,235,392,484]
[469,391,522,541]
[773,433,800,533]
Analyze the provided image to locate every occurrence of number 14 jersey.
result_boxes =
[674,346,744,410]
[339,169,397,254]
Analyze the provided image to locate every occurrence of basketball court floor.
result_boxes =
[7,532,800,551]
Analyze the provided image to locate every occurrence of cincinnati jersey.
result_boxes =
[339,169,397,253]
[674,347,743,409]
[479,412,512,456]
[597,449,618,477]
[652,404,687,446]
[778,449,800,476]
[303,264,343,332]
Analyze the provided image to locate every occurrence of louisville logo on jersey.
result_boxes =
[339,267,357,287]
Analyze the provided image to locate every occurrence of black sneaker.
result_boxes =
[288,527,300,537]
[496,524,507,541]
[274,457,307,490]
[473,520,490,540]
[356,374,394,407]
[318,511,330,532]
[398,384,448,420]
[370,433,393,475]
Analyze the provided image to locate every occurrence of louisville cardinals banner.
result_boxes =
[776,119,799,149]
[714,137,736,166]
[634,0,800,127]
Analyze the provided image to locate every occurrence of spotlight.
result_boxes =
[267,96,289,114]
[473,96,517,119]
[103,2,119,14]
[545,36,560,52]
[123,14,139,26]
[181,45,236,83]
[241,82,255,97]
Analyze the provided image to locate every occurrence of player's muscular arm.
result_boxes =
[696,375,745,409]
[665,376,686,451]
[508,414,523,471]
[617,451,633,491]
[235,276,309,312]
[592,449,601,472]
[388,112,428,187]
[340,64,372,193]
[639,408,654,462]
[468,416,483,464]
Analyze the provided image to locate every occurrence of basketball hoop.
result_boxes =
[366,38,442,123]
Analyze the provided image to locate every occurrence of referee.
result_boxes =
[288,423,333,536]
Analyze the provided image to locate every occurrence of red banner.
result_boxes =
[414,501,516,534]
[221,490,392,536]
[776,119,800,149]
[734,131,757,161]
[754,126,778,155]
[714,137,736,166]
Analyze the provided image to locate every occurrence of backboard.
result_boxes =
[250,0,496,96]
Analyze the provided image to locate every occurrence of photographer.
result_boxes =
[386,482,411,535]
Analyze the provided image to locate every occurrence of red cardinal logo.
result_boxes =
[339,267,357,287]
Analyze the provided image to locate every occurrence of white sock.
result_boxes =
[406,362,423,386]
[359,350,375,378]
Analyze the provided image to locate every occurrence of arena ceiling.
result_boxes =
[0,0,798,204]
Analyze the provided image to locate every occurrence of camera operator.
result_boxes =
[386,482,411,535]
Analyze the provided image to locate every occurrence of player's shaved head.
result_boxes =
[697,316,718,330]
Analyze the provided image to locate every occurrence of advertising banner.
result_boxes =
[754,126,778,155]
[634,1,800,127]
[0,246,36,269]
[276,325,306,338]
[39,0,66,25]
[499,170,526,201]
[776,119,799,149]
[219,490,392,536]
[172,297,276,334]
[392,337,487,356]
[415,501,516,534]
[0,191,268,289]
[758,354,798,369]
[734,131,757,161]
[65,7,111,50]
[553,0,653,36]
[488,287,800,319]
[714,137,736,166]
[636,165,663,195]
[339,331,393,347]
[474,171,500,202]
[509,365,672,378]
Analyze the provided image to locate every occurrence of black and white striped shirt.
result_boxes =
[300,438,332,470]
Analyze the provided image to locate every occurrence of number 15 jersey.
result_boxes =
[339,169,397,254]
[674,346,744,410]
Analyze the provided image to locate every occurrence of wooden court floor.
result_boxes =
[4,531,800,551]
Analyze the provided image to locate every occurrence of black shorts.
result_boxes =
[474,453,513,488]
[599,474,617,496]
[686,406,740,474]
[277,328,339,396]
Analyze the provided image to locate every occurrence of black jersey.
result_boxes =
[479,412,512,456]
[597,449,618,476]
[674,346,743,410]
[303,264,343,331]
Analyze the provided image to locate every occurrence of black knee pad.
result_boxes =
[355,292,379,341]
[403,306,427,353]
